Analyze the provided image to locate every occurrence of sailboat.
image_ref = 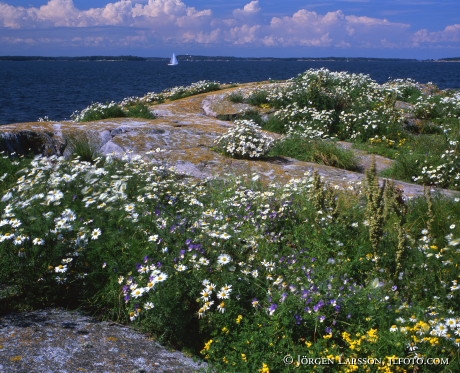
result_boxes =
[168,53,178,66]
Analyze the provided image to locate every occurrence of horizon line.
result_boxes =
[1,55,459,61]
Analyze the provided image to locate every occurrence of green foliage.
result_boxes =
[213,119,275,159]
[245,89,270,107]
[381,134,460,189]
[65,132,102,163]
[0,152,32,196]
[137,81,220,105]
[261,115,286,134]
[258,68,459,190]
[235,109,264,125]
[386,78,424,104]
[71,101,155,122]
[72,101,126,122]
[167,80,221,101]
[269,135,360,171]
[227,92,244,103]
[124,103,156,119]
[1,153,459,371]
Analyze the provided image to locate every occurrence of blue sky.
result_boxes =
[1,0,459,58]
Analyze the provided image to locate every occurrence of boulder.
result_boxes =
[0,129,65,156]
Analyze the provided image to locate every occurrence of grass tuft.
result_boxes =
[269,135,360,171]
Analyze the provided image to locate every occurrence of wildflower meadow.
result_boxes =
[1,69,460,372]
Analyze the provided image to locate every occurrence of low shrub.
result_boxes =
[228,92,244,103]
[167,80,221,101]
[246,89,270,107]
[124,103,156,119]
[213,119,275,159]
[65,132,102,163]
[261,115,286,134]
[269,135,360,171]
[72,101,125,122]
[72,101,155,122]
[1,154,459,372]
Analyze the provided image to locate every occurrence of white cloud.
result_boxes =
[233,1,261,18]
[0,0,457,55]
[413,24,460,44]
[265,9,411,48]
[37,0,79,26]
[0,2,32,29]
[229,24,261,45]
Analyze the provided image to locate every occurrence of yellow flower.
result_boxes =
[222,326,229,334]
[414,321,430,334]
[323,333,333,339]
[241,353,247,362]
[202,339,213,351]
[366,328,379,342]
[236,315,243,324]
[259,362,270,373]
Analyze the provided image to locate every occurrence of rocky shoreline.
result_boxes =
[0,308,208,373]
[1,83,458,199]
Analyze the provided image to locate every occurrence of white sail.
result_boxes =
[168,53,178,66]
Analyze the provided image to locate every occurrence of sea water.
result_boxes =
[1,59,459,125]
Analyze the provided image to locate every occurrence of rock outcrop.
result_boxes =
[0,308,206,373]
[1,83,458,198]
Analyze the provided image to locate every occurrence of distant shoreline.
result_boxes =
[1,55,458,62]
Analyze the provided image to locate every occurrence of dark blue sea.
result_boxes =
[1,59,459,125]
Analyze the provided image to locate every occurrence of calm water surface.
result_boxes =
[1,60,459,125]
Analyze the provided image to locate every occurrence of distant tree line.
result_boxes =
[1,55,455,62]
[0,56,149,61]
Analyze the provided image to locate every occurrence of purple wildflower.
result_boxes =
[294,314,303,325]
[280,293,288,303]
[268,303,278,316]
[313,300,325,312]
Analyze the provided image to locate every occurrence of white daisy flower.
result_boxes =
[54,264,68,273]
[91,228,102,240]
[131,287,145,298]
[144,302,154,310]
[32,237,45,245]
[216,302,226,313]
[200,289,212,301]
[175,264,188,272]
[217,253,232,265]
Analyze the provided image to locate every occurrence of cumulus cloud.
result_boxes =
[233,1,261,19]
[0,0,212,28]
[265,9,411,48]
[413,24,460,44]
[0,0,457,54]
